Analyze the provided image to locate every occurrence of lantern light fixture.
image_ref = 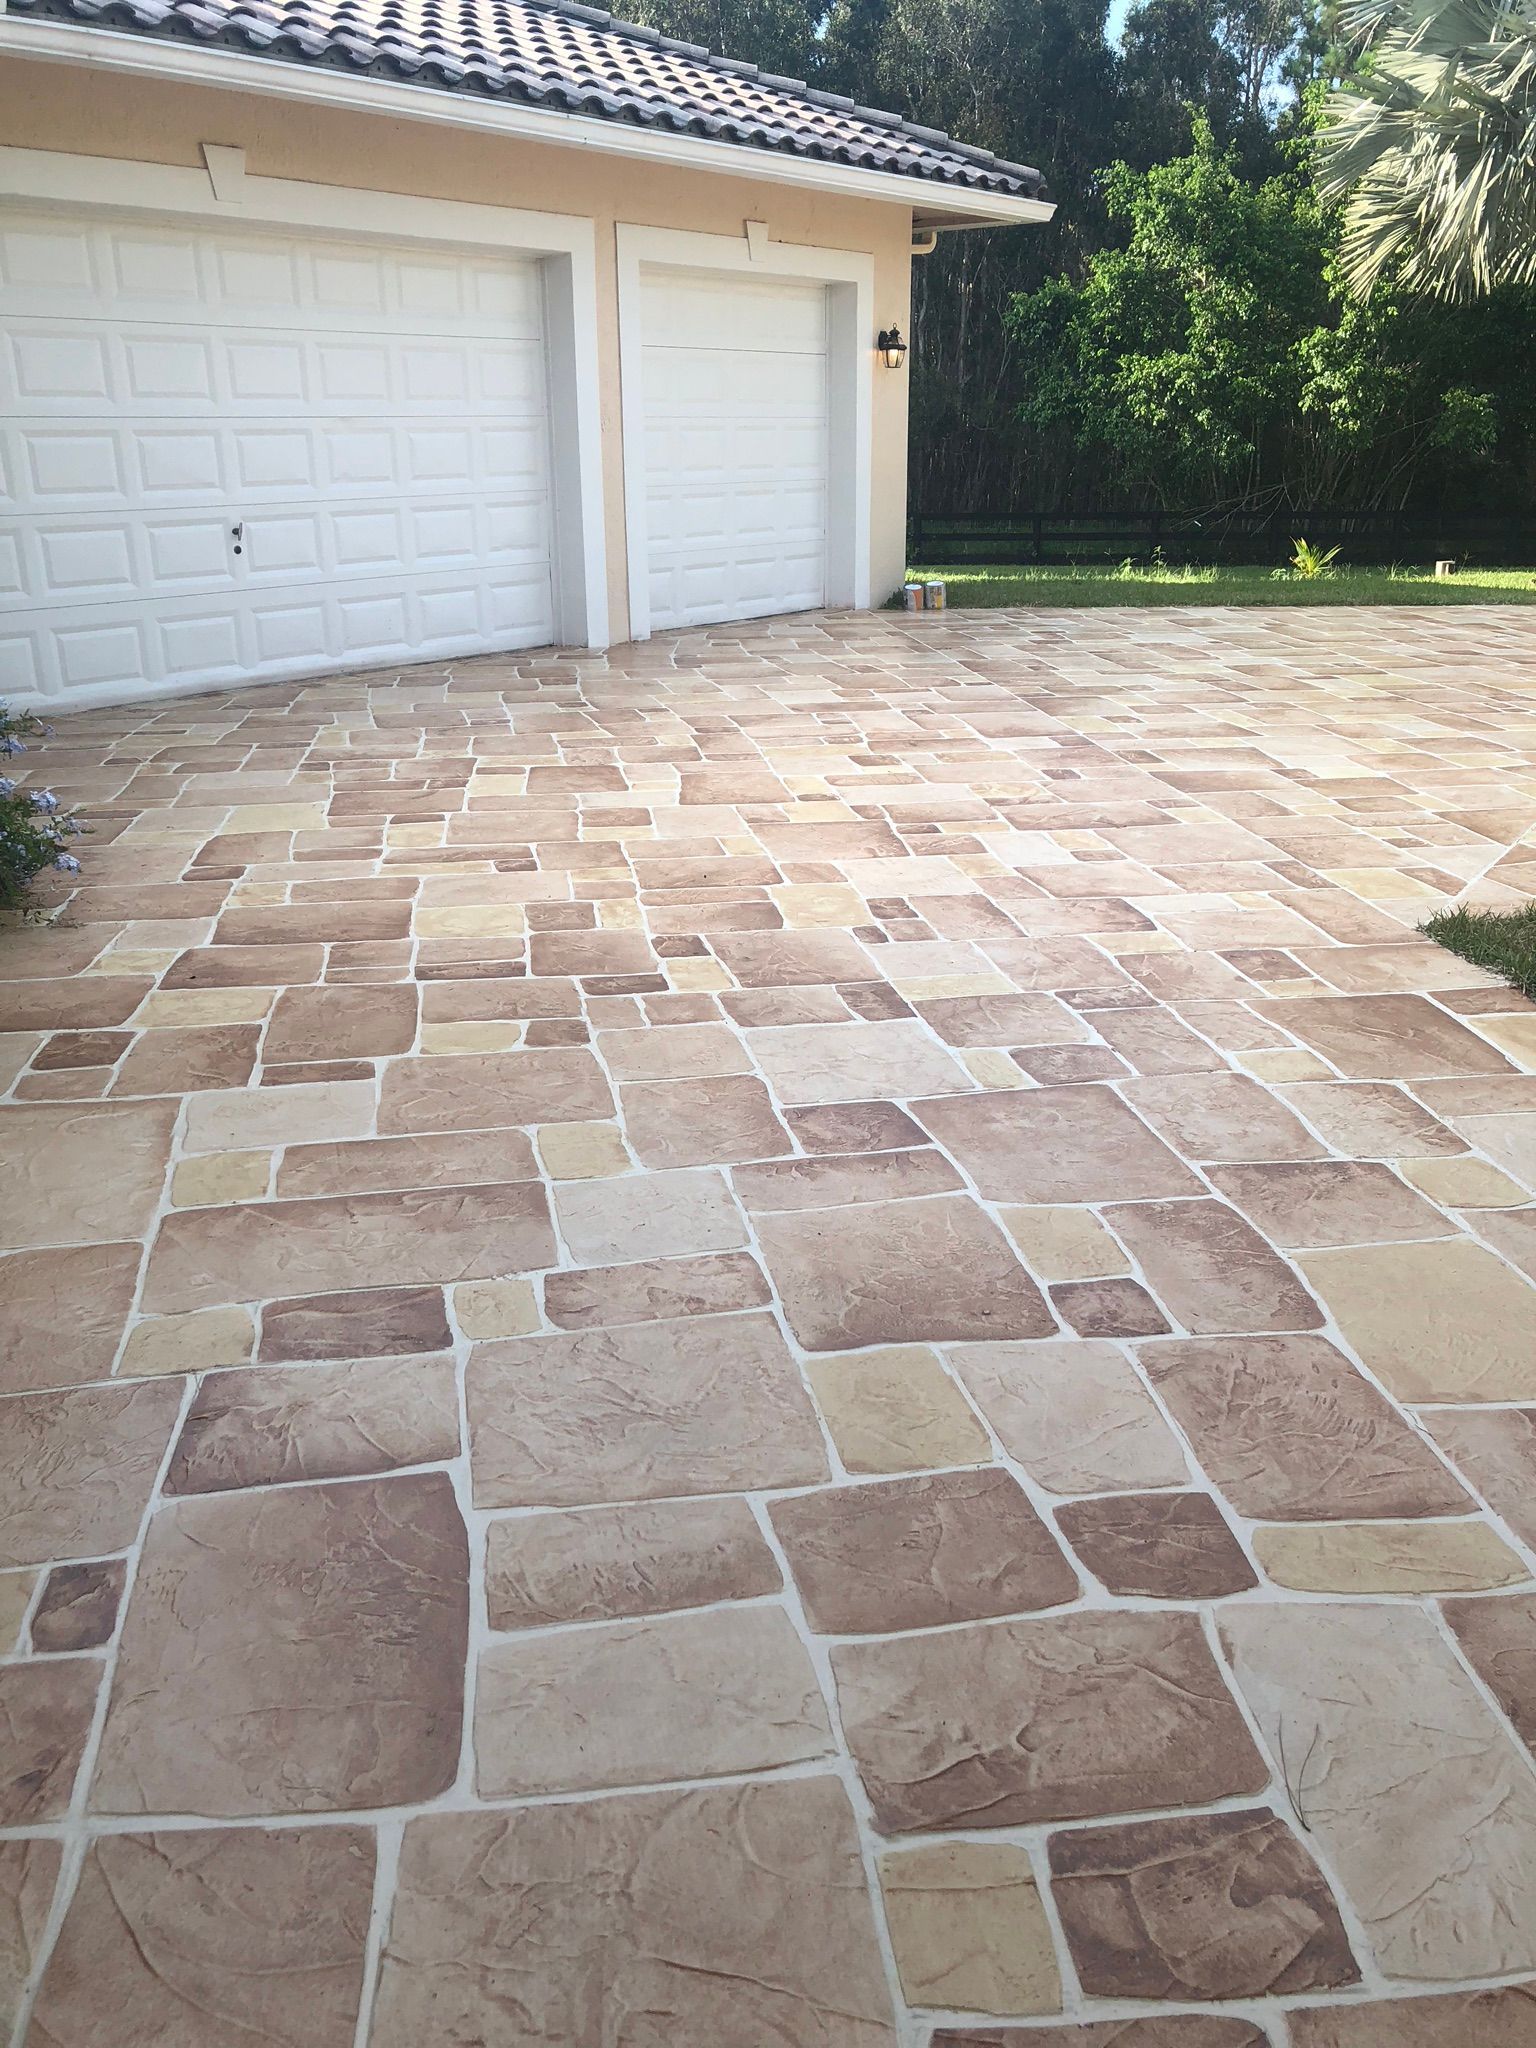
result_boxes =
[877,326,908,369]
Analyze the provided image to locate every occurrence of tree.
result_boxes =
[1319,0,1536,299]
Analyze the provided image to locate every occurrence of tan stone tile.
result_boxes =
[0,1241,141,1393]
[132,987,275,1027]
[120,1305,255,1377]
[666,954,734,991]
[416,1019,523,1054]
[757,1193,1052,1350]
[28,1827,373,2048]
[0,1837,60,2038]
[182,1079,375,1154]
[745,1020,972,1105]
[379,1049,612,1133]
[1206,1159,1454,1248]
[476,1605,831,1796]
[1124,1071,1326,1162]
[596,1022,752,1081]
[958,1049,1031,1088]
[0,1100,175,1249]
[452,1277,539,1339]
[1049,1808,1357,2000]
[0,1379,183,1567]
[1281,1079,1466,1157]
[0,1571,35,1654]
[543,1249,769,1329]
[1300,1237,1536,1400]
[94,1473,467,1816]
[951,1339,1189,1493]
[834,1610,1266,1833]
[535,1119,630,1179]
[1222,1603,1536,1978]
[771,882,866,925]
[143,1180,555,1313]
[1454,1110,1536,1184]
[880,1841,1060,2015]
[1253,1519,1527,1591]
[278,1126,538,1198]
[485,1497,780,1628]
[553,1165,747,1262]
[171,1149,270,1207]
[805,1346,989,1473]
[370,1780,896,2047]
[998,1206,1130,1281]
[1236,1047,1335,1081]
[1398,1154,1530,1206]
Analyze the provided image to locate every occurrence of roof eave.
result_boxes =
[0,18,1057,225]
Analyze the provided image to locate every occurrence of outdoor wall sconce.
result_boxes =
[877,327,908,369]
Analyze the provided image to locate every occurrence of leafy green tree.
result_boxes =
[1319,0,1536,300]
[612,0,824,79]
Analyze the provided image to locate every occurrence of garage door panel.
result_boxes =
[2,211,559,701]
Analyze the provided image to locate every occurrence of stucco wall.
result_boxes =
[0,53,915,643]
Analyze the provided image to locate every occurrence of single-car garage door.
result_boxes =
[0,210,557,704]
[638,267,829,631]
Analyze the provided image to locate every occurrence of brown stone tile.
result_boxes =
[596,1022,751,1080]
[370,1779,896,2047]
[834,1610,1266,1833]
[1123,1072,1327,1161]
[0,1241,140,1393]
[378,1048,612,1132]
[475,1605,831,1796]
[1301,1238,1536,1401]
[771,1468,1077,1632]
[914,991,1089,1046]
[163,944,323,988]
[1107,1199,1324,1333]
[0,1659,98,1822]
[0,1838,61,2038]
[1057,1491,1257,1597]
[1222,1603,1536,1978]
[1438,1593,1536,1750]
[552,1164,747,1262]
[746,1020,971,1104]
[620,1074,792,1166]
[1207,1159,1454,1248]
[1049,1808,1358,2000]
[951,1339,1190,1494]
[258,1285,451,1361]
[109,1023,261,1096]
[467,1311,827,1507]
[785,1099,930,1152]
[880,1841,1060,2015]
[1087,1005,1230,1074]
[1142,1334,1470,1518]
[28,1825,374,2048]
[1288,1988,1536,2048]
[543,1249,769,1329]
[142,1180,554,1313]
[0,1380,182,1567]
[164,1355,460,1494]
[0,978,151,1033]
[912,1086,1200,1204]
[1257,993,1516,1078]
[721,984,851,1027]
[711,928,881,984]
[528,930,655,977]
[93,1472,468,1816]
[0,1100,175,1249]
[1051,1276,1170,1337]
[31,1557,126,1651]
[485,1497,780,1628]
[1012,1043,1130,1084]
[757,1194,1052,1350]
[1422,1407,1536,1546]
[932,2024,1267,2048]
[264,983,418,1061]
[32,1028,133,1071]
[733,1147,963,1211]
[277,1126,538,1197]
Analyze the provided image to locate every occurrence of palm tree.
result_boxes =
[1318,0,1536,300]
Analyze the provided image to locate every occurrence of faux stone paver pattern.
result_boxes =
[3,605,1536,2041]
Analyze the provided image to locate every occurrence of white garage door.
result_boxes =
[639,268,828,631]
[0,210,557,704]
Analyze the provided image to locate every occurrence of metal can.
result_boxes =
[902,584,923,611]
[924,580,946,611]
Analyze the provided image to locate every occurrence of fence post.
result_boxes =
[1032,513,1043,564]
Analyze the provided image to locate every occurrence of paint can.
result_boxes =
[902,584,923,611]
[924,580,947,611]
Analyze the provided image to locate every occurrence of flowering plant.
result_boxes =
[1,703,84,911]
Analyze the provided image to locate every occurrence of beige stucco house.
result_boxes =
[0,0,1050,709]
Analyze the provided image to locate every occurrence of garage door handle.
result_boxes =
[231,521,244,556]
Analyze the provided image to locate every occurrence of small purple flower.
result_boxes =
[52,853,81,874]
[0,777,13,798]
[30,788,59,814]
[0,736,25,757]
[65,816,85,835]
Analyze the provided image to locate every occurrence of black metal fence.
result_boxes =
[909,507,1536,568]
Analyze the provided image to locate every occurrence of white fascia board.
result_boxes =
[0,18,1057,227]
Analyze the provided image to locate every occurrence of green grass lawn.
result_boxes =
[1423,905,1536,1002]
[905,564,1536,607]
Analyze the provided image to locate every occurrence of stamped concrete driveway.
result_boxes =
[4,605,1536,2046]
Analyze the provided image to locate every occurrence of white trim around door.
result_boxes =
[614,221,874,641]
[0,145,609,689]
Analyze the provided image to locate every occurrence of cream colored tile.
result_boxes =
[413,906,524,940]
[536,1121,630,1180]
[667,957,734,992]
[0,1569,35,1653]
[805,1347,989,1474]
[770,885,866,927]
[1000,1206,1131,1282]
[418,1021,522,1055]
[131,989,275,1027]
[959,1050,1030,1090]
[171,1150,270,1207]
[453,1277,540,1340]
[120,1305,255,1377]
[880,1841,1060,2015]
[1398,1155,1530,1208]
[1254,1520,1528,1593]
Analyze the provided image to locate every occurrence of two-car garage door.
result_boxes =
[0,211,556,701]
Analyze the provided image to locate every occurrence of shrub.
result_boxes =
[0,704,83,912]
